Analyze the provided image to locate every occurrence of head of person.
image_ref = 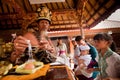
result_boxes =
[93,33,113,50]
[57,37,63,46]
[79,45,90,55]
[75,36,86,45]
[71,38,77,46]
[36,6,52,31]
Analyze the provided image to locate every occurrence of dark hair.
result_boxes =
[57,37,62,47]
[75,36,83,41]
[57,37,62,40]
[93,33,113,44]
[110,41,117,52]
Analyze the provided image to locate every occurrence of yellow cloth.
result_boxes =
[1,64,50,80]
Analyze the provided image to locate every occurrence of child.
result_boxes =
[56,38,70,67]
[75,45,93,78]
[93,33,120,80]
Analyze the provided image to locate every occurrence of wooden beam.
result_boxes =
[85,28,120,35]
[0,9,76,19]
[86,0,109,22]
[52,20,76,22]
[51,23,78,26]
[66,0,72,8]
[50,27,80,31]
[22,0,28,12]
[0,24,21,30]
[48,28,120,37]
[86,0,101,20]
[89,2,119,28]
[3,0,26,17]
[0,0,4,14]
[48,30,81,37]
[27,0,34,11]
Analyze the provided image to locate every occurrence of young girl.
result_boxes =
[93,33,120,80]
[55,38,70,67]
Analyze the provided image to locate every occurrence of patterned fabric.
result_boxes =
[15,32,56,64]
[98,48,113,78]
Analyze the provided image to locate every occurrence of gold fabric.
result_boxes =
[36,6,52,22]
[1,64,50,80]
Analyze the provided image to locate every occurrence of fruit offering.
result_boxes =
[15,61,44,74]
[0,61,13,77]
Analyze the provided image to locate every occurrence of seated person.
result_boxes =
[10,6,56,64]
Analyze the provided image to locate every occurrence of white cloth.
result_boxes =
[106,52,120,77]
[56,43,67,56]
[52,56,70,67]
[55,43,70,67]
[79,45,90,50]
[75,55,92,78]
[79,55,91,66]
[74,45,80,65]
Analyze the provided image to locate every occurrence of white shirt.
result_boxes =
[75,54,92,78]
[56,43,67,56]
[74,45,80,65]
[79,54,91,66]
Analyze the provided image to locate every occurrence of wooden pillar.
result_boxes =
[77,0,88,39]
[68,36,74,56]
[80,27,85,39]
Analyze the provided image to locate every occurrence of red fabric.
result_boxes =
[59,50,65,56]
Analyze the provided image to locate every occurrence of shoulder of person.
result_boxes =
[111,52,120,60]
[112,52,120,75]
[107,52,120,65]
[62,43,66,45]
[87,43,95,48]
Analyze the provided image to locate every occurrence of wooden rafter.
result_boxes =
[87,0,109,23]
[50,27,79,31]
[89,2,119,28]
[0,9,77,21]
[2,0,37,33]
[0,0,119,32]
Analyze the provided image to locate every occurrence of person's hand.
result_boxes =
[14,36,28,54]
[39,40,49,50]
[78,59,84,64]
[75,56,79,60]
[39,40,56,55]
[86,68,94,73]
